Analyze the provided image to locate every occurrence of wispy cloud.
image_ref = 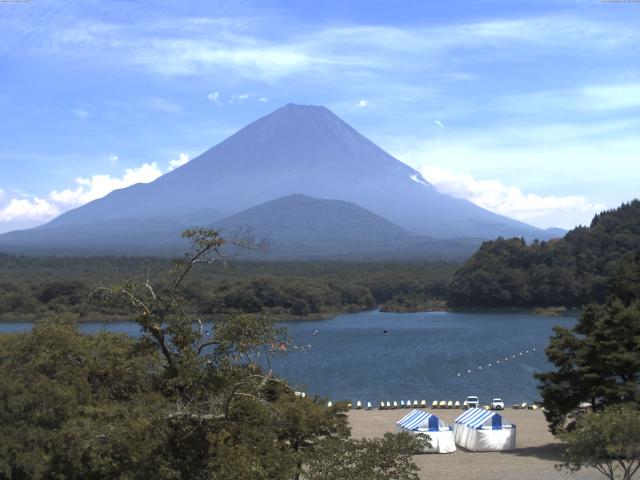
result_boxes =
[420,165,606,229]
[498,82,640,114]
[6,8,637,81]
[149,97,183,113]
[72,108,89,119]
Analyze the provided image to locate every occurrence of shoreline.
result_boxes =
[0,305,580,324]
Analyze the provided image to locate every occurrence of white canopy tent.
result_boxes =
[396,409,456,454]
[453,408,516,452]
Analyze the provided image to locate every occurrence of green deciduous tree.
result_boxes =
[305,432,424,480]
[0,316,166,480]
[0,229,423,479]
[558,404,640,480]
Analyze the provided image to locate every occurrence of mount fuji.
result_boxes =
[0,104,556,258]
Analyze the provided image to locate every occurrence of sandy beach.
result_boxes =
[348,408,601,480]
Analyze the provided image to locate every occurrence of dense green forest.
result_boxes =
[0,230,422,479]
[4,200,639,319]
[448,200,640,308]
[0,255,457,321]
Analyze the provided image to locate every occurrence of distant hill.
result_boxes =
[0,194,479,259]
[214,194,479,260]
[545,227,567,237]
[0,103,557,257]
[216,194,415,254]
[448,200,640,307]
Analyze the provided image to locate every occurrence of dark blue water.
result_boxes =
[0,310,574,405]
[271,310,575,405]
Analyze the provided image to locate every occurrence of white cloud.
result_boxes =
[357,99,369,108]
[207,92,220,104]
[230,93,250,103]
[420,165,606,229]
[108,154,118,166]
[0,197,59,224]
[73,108,89,119]
[168,153,189,171]
[258,97,268,102]
[50,162,163,208]
[0,156,189,232]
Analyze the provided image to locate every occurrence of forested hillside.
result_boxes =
[448,200,640,308]
[0,256,456,321]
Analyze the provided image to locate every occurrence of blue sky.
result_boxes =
[1,0,638,233]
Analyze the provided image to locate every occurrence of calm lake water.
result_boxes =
[0,310,575,405]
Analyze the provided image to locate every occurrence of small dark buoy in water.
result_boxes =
[383,330,389,336]
[313,330,319,336]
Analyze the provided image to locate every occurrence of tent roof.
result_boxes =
[454,408,503,429]
[397,409,439,430]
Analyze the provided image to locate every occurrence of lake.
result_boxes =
[0,310,575,406]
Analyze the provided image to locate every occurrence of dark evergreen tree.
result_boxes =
[536,298,640,434]
[449,200,640,308]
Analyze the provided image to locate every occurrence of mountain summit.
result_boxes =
[0,104,553,256]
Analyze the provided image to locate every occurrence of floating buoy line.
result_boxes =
[455,347,539,378]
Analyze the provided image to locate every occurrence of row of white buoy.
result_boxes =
[456,347,537,377]
[324,400,541,411]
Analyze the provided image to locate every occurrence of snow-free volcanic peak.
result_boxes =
[0,103,554,255]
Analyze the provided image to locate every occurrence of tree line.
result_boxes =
[448,200,640,308]
[0,256,456,321]
[3,200,640,322]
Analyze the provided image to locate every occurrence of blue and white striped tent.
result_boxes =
[453,408,516,451]
[397,409,442,432]
[396,409,456,453]
[454,408,503,429]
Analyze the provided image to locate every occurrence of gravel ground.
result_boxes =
[347,408,602,480]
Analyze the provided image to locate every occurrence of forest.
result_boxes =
[2,200,639,321]
[0,230,424,479]
[448,200,640,308]
[0,255,456,321]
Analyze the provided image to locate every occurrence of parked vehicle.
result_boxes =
[466,395,479,409]
[491,398,505,410]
